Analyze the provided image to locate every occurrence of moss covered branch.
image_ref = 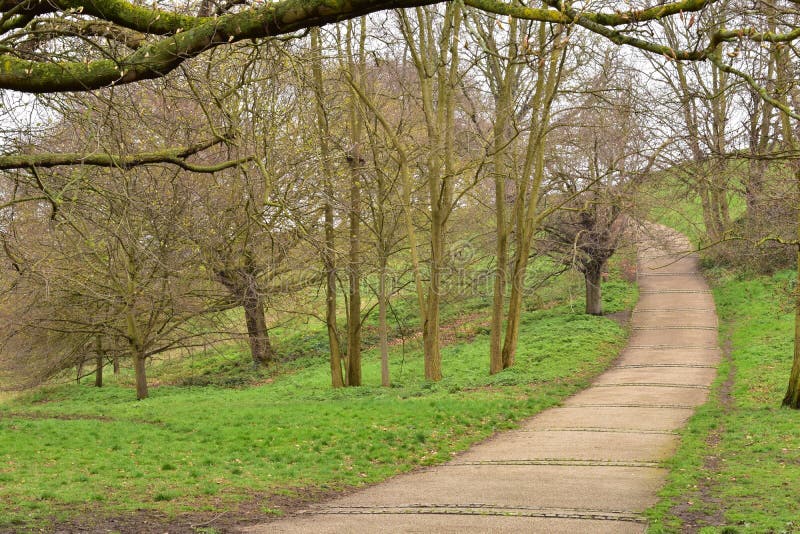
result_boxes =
[1,0,799,93]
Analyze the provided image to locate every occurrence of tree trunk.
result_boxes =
[113,354,120,375]
[746,159,767,221]
[489,244,507,375]
[311,27,345,389]
[324,211,345,388]
[424,193,444,382]
[134,352,148,400]
[379,260,390,387]
[502,243,532,369]
[423,291,442,381]
[95,355,103,387]
[697,181,726,243]
[343,18,365,388]
[243,285,273,366]
[488,34,514,375]
[585,263,604,316]
[783,249,800,408]
[346,162,362,387]
[783,168,800,409]
[94,337,104,387]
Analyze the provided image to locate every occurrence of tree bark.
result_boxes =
[94,336,104,387]
[344,18,365,388]
[379,260,390,387]
[783,168,800,409]
[746,159,768,220]
[95,355,104,387]
[783,250,800,408]
[346,157,362,387]
[134,352,148,400]
[585,263,604,316]
[242,284,273,366]
[502,240,532,369]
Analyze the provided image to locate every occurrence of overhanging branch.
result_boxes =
[0,134,253,171]
[3,0,792,93]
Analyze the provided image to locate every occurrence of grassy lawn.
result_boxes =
[646,270,800,533]
[0,271,636,531]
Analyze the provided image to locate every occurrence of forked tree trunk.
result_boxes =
[498,23,563,371]
[585,263,604,316]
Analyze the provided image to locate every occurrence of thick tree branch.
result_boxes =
[0,0,767,93]
[0,135,252,171]
[0,0,797,99]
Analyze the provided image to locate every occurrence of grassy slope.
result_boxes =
[0,273,636,530]
[647,173,800,532]
[647,271,800,533]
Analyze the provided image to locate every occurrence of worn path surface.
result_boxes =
[243,226,720,533]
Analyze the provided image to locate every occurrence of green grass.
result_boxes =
[646,270,800,533]
[646,168,745,248]
[0,274,636,530]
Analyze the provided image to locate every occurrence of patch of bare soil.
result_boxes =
[28,486,354,534]
[671,339,735,533]
[605,310,632,328]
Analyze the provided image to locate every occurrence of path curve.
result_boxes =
[243,225,720,533]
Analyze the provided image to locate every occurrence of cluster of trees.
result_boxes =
[1,0,800,407]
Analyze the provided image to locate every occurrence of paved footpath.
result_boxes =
[244,226,720,533]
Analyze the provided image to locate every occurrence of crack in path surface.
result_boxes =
[242,225,720,533]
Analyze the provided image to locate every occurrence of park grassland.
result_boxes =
[0,271,635,530]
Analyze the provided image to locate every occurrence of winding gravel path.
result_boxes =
[243,226,720,533]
